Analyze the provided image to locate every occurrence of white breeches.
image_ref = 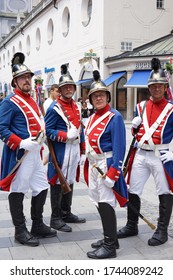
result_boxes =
[59,143,80,185]
[129,149,170,196]
[10,147,49,197]
[88,157,116,208]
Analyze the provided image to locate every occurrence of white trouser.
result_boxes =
[10,147,49,197]
[60,143,80,185]
[88,157,116,208]
[129,149,170,196]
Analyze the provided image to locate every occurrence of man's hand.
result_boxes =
[20,137,39,151]
[99,176,115,188]
[132,116,142,129]
[67,128,78,140]
[160,151,173,164]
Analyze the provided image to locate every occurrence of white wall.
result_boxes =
[0,0,173,94]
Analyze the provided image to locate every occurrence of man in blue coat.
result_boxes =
[45,65,86,233]
[84,71,127,259]
[0,53,56,246]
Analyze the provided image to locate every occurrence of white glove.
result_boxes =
[100,176,115,188]
[160,151,173,164]
[20,137,39,151]
[67,127,78,140]
[36,131,46,145]
[80,154,86,165]
[132,116,142,129]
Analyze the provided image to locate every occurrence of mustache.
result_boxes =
[24,83,31,86]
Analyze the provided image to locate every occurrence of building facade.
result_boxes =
[0,0,173,120]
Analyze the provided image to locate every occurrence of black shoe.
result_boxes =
[15,228,39,246]
[117,221,138,239]
[31,222,57,238]
[87,244,116,259]
[63,212,86,223]
[91,238,119,249]
[50,218,72,232]
[148,230,168,246]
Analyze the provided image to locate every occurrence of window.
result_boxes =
[19,41,22,51]
[62,7,70,37]
[36,28,41,51]
[157,0,164,9]
[3,53,5,68]
[7,50,10,65]
[26,35,31,55]
[47,19,54,44]
[117,77,127,120]
[81,0,92,27]
[121,42,132,51]
[12,46,15,55]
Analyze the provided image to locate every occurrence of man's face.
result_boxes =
[91,90,108,110]
[148,83,166,102]
[15,73,32,93]
[51,87,60,100]
[59,84,75,101]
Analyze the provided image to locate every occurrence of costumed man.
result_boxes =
[118,58,173,246]
[84,70,128,259]
[45,65,86,233]
[0,53,56,246]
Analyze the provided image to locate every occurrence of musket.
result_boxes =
[47,138,71,194]
[92,163,156,230]
[38,100,71,194]
[122,135,136,178]
[123,101,148,177]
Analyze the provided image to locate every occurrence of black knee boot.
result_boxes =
[61,184,86,223]
[9,192,39,246]
[30,189,57,238]
[117,193,140,238]
[91,206,119,249]
[50,184,72,232]
[148,194,173,246]
[87,202,117,259]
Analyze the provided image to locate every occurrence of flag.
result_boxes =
[112,173,128,207]
[163,161,173,192]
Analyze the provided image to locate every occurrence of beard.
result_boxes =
[21,83,32,93]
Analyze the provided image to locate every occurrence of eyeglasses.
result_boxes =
[92,92,106,100]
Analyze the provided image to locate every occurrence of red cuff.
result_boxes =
[107,166,121,182]
[6,134,22,150]
[57,131,67,142]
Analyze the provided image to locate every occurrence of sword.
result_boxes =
[92,163,156,230]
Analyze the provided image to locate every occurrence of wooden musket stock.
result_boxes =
[122,136,136,178]
[47,138,71,194]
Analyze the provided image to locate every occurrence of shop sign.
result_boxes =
[44,67,55,73]
[84,49,97,58]
[136,61,165,69]
[135,62,151,69]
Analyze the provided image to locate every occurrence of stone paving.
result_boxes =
[0,124,173,260]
